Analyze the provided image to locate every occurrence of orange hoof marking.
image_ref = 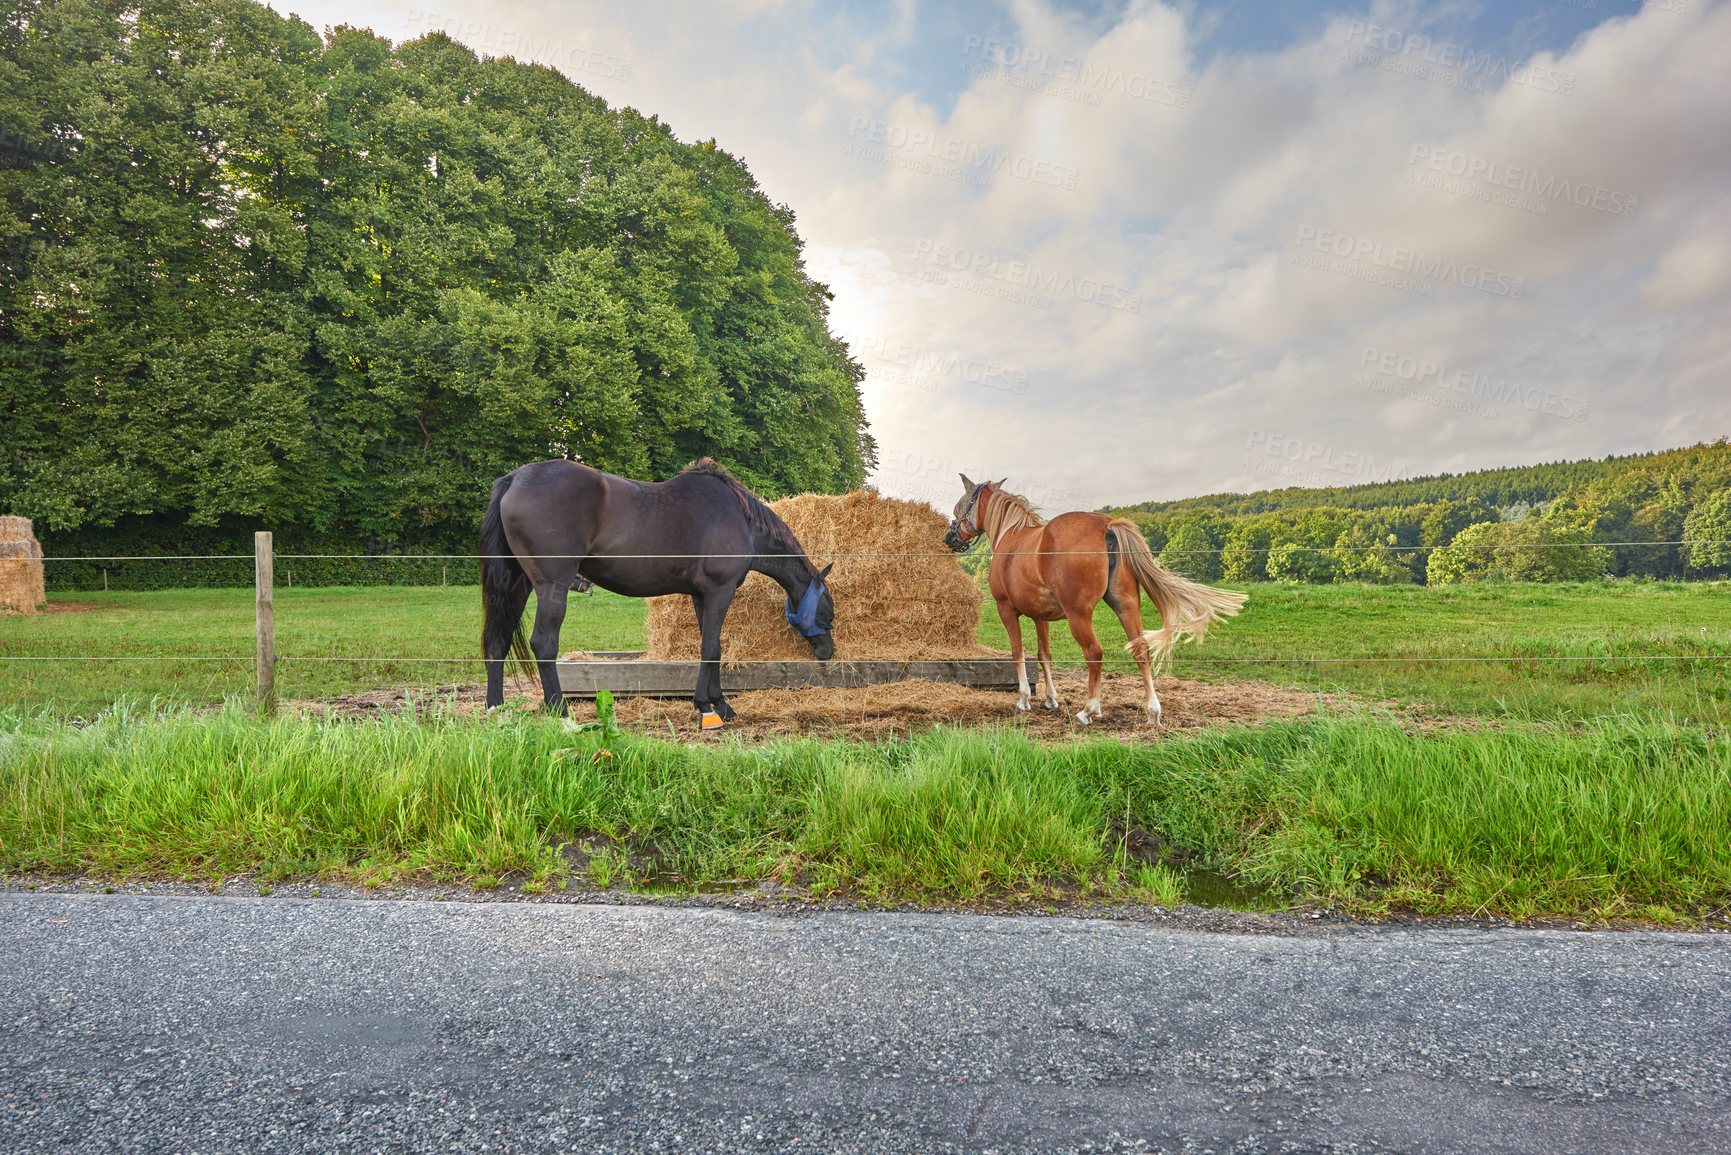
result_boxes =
[700,711,724,731]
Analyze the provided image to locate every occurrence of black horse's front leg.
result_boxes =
[692,583,739,722]
[529,582,570,715]
[688,591,709,715]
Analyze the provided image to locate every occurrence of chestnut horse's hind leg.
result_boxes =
[1063,608,1105,724]
[529,582,570,715]
[1033,619,1059,709]
[1106,593,1161,726]
[995,598,1031,710]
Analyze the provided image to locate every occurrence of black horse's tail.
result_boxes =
[480,473,537,683]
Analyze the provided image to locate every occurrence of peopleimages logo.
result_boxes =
[1244,429,1403,484]
[1339,20,1576,96]
[911,241,1141,313]
[854,336,1030,396]
[875,449,1094,512]
[1293,225,1527,299]
[403,10,631,80]
[959,35,1192,110]
[845,118,1080,191]
[1408,146,1638,219]
[1358,347,1590,423]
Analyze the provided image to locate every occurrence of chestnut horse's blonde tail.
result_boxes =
[1107,519,1247,675]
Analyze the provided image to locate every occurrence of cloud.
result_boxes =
[274,0,1731,511]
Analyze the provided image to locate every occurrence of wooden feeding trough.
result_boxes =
[557,652,1022,699]
[644,490,991,662]
[559,489,1017,699]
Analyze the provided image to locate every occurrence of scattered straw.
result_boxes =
[298,672,1332,743]
[606,673,1326,743]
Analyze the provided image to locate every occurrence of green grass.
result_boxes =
[974,579,1731,724]
[0,586,644,715]
[3,579,1726,722]
[1,706,1726,921]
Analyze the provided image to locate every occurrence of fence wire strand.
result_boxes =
[31,538,1731,562]
[7,549,1727,673]
[2,654,1725,666]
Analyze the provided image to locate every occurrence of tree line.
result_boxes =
[0,0,873,575]
[1110,440,1731,584]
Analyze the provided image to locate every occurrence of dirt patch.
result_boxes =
[294,671,1334,741]
[0,600,122,616]
[288,683,515,719]
[610,672,1328,742]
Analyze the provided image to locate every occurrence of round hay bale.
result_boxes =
[0,515,46,613]
[643,489,993,662]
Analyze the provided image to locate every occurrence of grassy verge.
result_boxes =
[4,581,1726,722]
[3,705,1725,922]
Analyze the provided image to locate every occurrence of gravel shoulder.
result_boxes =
[3,891,1728,1153]
[7,871,1728,936]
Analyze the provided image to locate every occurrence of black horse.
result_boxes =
[480,458,835,720]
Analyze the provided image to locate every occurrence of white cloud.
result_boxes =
[269,0,1731,512]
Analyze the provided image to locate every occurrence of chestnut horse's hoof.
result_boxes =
[1074,711,1092,725]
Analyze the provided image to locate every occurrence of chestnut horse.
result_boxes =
[943,476,1246,725]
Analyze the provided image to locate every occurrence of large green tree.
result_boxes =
[1427,518,1610,585]
[1683,489,1731,574]
[0,0,872,556]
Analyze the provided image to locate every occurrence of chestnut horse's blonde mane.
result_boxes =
[980,484,1044,545]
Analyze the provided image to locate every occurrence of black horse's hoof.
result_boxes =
[715,698,736,722]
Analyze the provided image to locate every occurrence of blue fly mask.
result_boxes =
[785,578,828,638]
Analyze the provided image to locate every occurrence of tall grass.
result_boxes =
[1116,721,1731,918]
[800,738,1103,896]
[1,703,1726,919]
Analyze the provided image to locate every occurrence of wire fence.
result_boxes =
[32,539,1731,560]
[23,538,1730,597]
[1,654,1727,666]
[3,546,1728,683]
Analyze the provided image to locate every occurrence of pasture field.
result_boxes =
[1,705,1726,921]
[1,580,1727,722]
[4,581,1726,920]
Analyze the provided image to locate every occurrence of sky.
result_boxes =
[267,0,1731,514]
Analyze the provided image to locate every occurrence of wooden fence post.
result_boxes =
[256,531,275,714]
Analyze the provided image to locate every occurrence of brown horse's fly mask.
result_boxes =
[943,473,994,552]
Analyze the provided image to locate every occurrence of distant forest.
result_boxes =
[1106,440,1731,584]
[0,0,872,571]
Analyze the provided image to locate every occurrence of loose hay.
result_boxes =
[607,673,1328,743]
[643,489,995,662]
[0,516,46,614]
[297,673,1333,742]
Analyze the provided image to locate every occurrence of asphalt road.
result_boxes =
[2,894,1728,1153]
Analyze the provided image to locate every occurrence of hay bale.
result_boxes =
[0,515,46,613]
[643,489,993,662]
